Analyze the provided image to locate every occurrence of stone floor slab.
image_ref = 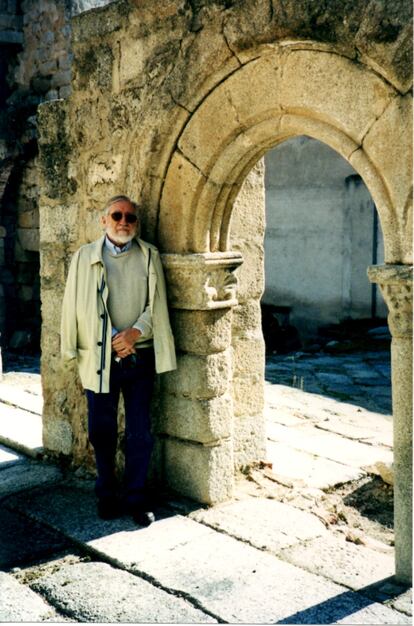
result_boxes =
[390,589,412,615]
[0,402,43,454]
[0,571,58,622]
[0,381,43,415]
[32,561,217,623]
[0,507,72,570]
[121,524,408,624]
[8,483,408,623]
[315,416,392,448]
[0,444,26,468]
[267,422,393,468]
[0,460,63,497]
[266,441,364,489]
[189,497,326,552]
[279,533,395,591]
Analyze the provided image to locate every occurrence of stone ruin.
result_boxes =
[0,0,412,583]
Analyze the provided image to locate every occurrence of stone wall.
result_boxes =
[37,0,412,509]
[0,0,110,351]
[0,0,72,350]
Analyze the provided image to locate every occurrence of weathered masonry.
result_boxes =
[37,1,412,583]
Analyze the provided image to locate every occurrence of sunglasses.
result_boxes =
[109,211,138,224]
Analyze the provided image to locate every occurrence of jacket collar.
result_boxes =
[89,235,149,265]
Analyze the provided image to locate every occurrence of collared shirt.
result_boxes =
[104,236,132,255]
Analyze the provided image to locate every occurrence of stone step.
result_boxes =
[0,402,43,457]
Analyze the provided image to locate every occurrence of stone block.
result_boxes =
[232,299,262,340]
[171,308,232,355]
[280,534,394,591]
[177,80,244,176]
[232,336,265,377]
[51,69,71,89]
[360,94,412,262]
[40,290,63,333]
[266,440,367,489]
[232,241,264,303]
[159,151,211,252]
[40,202,79,244]
[156,392,233,443]
[32,561,215,623]
[279,50,395,146]
[0,507,70,570]
[45,89,59,101]
[164,437,234,503]
[230,161,265,244]
[163,350,231,400]
[17,227,39,252]
[18,209,39,228]
[59,85,71,98]
[39,59,57,77]
[190,498,326,553]
[233,413,266,467]
[0,572,57,622]
[233,375,264,417]
[0,460,62,498]
[40,246,67,287]
[43,417,73,455]
[267,422,393,468]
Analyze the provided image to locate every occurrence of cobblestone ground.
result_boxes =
[265,349,391,415]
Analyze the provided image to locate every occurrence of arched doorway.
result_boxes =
[157,48,412,583]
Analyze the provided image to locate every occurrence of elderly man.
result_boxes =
[61,195,176,525]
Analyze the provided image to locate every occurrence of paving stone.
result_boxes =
[264,405,306,427]
[32,561,217,623]
[267,422,393,468]
[0,402,43,453]
[266,441,364,489]
[389,588,412,615]
[0,571,58,622]
[315,373,353,386]
[0,444,26,468]
[189,498,327,552]
[279,533,395,591]
[0,507,72,570]
[0,381,43,415]
[314,415,392,448]
[0,460,63,497]
[104,523,407,624]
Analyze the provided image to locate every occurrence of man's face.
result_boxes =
[101,199,139,245]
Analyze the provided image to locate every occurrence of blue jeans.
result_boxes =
[86,348,155,507]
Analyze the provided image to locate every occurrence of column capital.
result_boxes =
[161,252,243,310]
[368,264,413,338]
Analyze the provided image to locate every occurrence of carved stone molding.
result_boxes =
[368,264,413,338]
[161,252,243,310]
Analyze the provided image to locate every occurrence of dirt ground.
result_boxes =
[236,463,394,552]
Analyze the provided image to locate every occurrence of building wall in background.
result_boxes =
[263,136,387,339]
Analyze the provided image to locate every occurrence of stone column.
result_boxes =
[368,264,413,584]
[157,251,243,504]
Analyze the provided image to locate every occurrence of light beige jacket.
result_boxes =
[60,235,176,392]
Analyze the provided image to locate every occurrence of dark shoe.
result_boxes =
[132,507,155,527]
[97,497,122,520]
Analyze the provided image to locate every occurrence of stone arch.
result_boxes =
[157,47,412,584]
[159,48,411,264]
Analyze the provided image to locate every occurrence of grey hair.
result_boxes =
[103,195,140,217]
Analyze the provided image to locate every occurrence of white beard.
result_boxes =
[112,232,135,244]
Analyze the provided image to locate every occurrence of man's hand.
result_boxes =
[112,328,142,358]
